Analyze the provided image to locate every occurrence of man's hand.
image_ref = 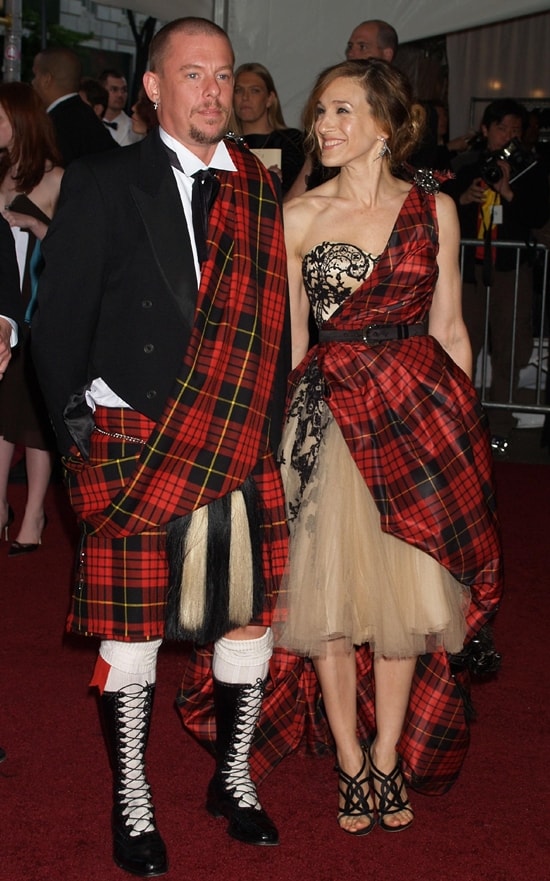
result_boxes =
[459,177,487,206]
[2,208,49,241]
[0,317,13,379]
[491,160,514,202]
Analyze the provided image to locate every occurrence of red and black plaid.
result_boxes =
[64,142,289,639]
[286,184,502,640]
[176,184,500,791]
[177,644,469,794]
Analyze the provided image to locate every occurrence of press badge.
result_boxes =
[492,205,503,225]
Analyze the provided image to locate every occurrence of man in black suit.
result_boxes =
[32,46,117,166]
[33,17,289,878]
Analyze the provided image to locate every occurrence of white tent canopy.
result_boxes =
[97,0,548,40]
[96,0,550,133]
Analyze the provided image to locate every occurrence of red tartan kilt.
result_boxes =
[64,408,155,521]
[64,409,288,640]
[178,644,470,793]
[64,409,166,640]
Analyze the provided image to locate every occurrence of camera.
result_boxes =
[480,138,537,186]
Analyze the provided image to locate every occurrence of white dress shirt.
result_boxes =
[103,111,143,147]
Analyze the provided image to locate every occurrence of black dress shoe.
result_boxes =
[112,810,168,877]
[206,773,279,846]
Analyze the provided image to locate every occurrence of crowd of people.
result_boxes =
[3,10,548,877]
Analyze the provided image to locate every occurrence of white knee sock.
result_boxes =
[100,639,162,692]
[212,629,273,685]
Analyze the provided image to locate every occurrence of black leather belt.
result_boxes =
[318,322,426,344]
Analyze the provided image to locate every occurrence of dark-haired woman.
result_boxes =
[276,59,501,835]
[0,82,63,553]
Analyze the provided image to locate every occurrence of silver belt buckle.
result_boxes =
[362,324,378,344]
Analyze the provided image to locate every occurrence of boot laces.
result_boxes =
[221,679,263,811]
[116,686,156,836]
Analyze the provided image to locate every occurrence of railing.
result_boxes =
[459,239,549,420]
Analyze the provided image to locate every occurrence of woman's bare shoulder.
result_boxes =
[285,181,336,223]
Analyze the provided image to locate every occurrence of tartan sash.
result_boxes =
[69,141,287,543]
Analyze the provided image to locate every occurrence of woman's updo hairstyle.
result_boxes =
[303,58,425,173]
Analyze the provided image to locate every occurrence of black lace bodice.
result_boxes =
[302,242,378,327]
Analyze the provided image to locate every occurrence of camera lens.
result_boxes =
[482,160,502,185]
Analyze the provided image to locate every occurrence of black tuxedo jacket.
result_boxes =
[33,129,219,456]
[49,95,119,167]
[0,214,23,328]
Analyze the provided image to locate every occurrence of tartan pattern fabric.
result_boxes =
[65,140,288,541]
[66,408,288,638]
[283,184,502,642]
[63,141,289,640]
[398,653,470,794]
[176,183,498,792]
[177,644,470,793]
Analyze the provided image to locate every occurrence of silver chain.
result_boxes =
[94,426,146,445]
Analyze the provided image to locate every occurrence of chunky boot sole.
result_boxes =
[113,818,168,877]
[206,775,279,846]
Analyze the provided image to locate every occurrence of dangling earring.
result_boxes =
[153,100,159,111]
[375,136,391,160]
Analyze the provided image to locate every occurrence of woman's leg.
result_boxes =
[370,655,416,829]
[313,639,373,834]
[14,446,53,544]
[0,436,15,534]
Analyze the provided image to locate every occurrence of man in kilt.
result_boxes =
[33,17,289,877]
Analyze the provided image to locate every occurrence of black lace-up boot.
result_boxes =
[206,678,279,846]
[99,683,168,877]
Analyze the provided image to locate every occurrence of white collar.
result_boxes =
[47,93,79,112]
[159,128,236,176]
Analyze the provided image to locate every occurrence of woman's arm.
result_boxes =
[428,192,472,379]
[283,200,311,368]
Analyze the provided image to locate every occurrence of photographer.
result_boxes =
[444,98,549,456]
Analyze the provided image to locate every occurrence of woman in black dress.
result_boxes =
[0,82,63,554]
[233,62,305,195]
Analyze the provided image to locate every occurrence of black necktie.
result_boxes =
[191,169,220,264]
[103,120,118,130]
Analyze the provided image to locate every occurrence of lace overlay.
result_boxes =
[303,242,379,324]
[274,241,469,659]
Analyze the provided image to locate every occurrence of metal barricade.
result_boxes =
[459,238,549,422]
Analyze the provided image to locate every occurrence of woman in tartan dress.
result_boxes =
[275,59,501,836]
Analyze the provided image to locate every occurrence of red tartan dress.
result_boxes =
[274,183,501,657]
[177,182,502,795]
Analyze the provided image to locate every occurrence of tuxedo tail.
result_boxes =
[165,476,264,643]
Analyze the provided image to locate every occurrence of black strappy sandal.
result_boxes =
[368,747,414,833]
[336,748,376,836]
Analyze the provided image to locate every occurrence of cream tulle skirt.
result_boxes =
[273,406,469,659]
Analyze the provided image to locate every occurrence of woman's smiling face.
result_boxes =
[315,77,388,167]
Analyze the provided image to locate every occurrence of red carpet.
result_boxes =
[1,462,549,881]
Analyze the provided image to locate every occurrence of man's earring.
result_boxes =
[153,99,159,111]
[375,136,391,160]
